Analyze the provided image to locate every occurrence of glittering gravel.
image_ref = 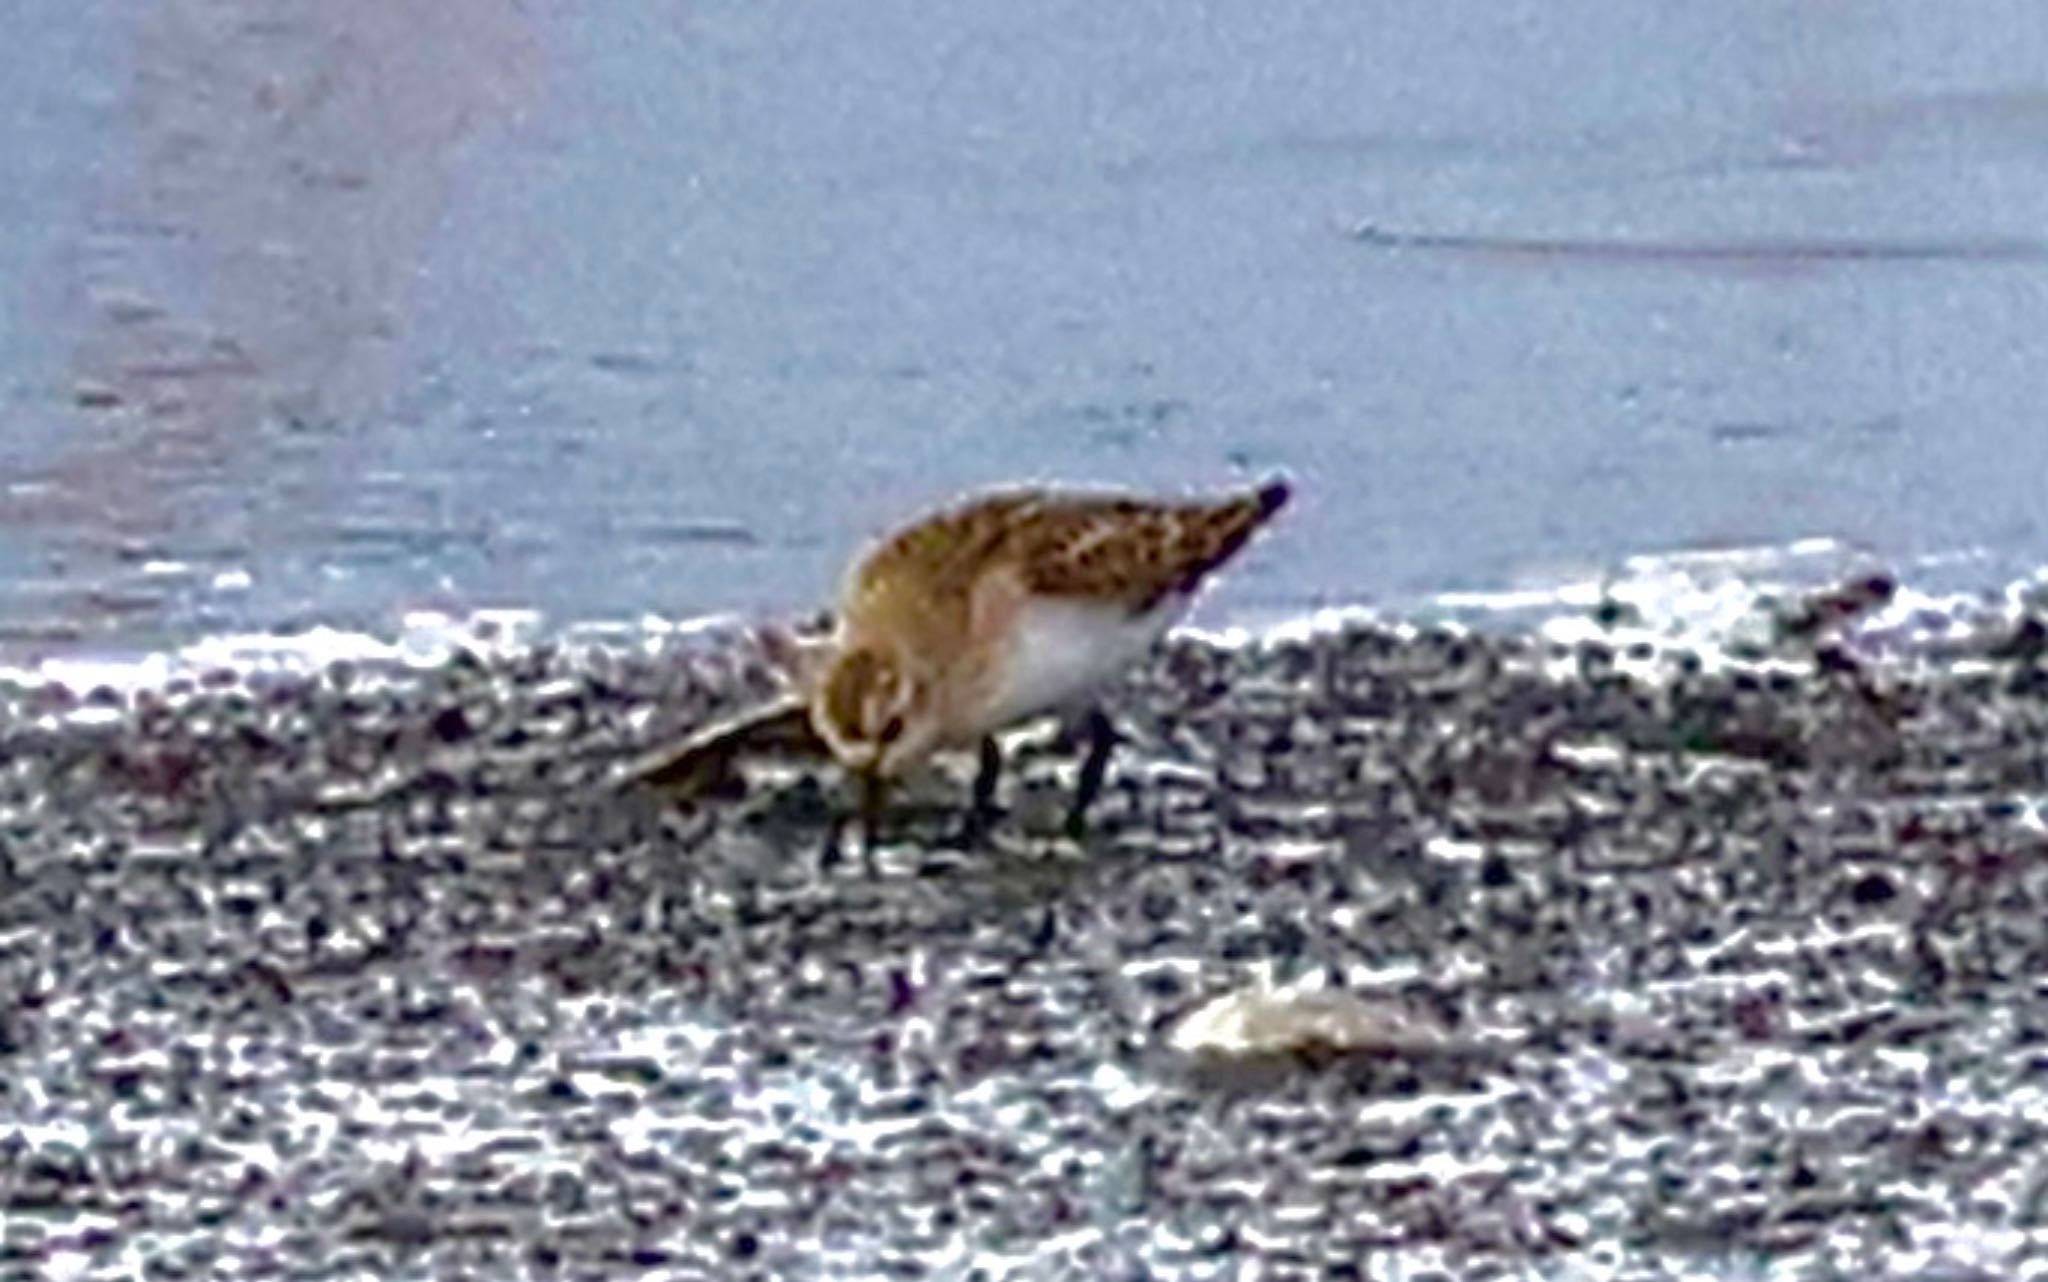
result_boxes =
[4,588,2048,1281]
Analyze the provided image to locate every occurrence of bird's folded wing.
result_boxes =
[1018,489,1285,612]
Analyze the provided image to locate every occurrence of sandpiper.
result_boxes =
[813,475,1291,840]
[638,475,1291,846]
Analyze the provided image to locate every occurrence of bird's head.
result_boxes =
[809,640,938,779]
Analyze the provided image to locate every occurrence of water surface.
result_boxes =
[5,1,2048,653]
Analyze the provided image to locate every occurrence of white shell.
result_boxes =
[1169,982,1449,1059]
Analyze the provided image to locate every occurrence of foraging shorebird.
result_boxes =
[643,476,1292,845]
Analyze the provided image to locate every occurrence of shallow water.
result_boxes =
[5,2,2048,654]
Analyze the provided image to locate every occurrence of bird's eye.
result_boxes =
[879,715,906,743]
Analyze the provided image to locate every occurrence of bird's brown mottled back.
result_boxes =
[1016,478,1291,612]
[851,493,1037,604]
[849,478,1289,619]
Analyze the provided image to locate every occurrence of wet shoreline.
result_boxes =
[2,582,2047,1278]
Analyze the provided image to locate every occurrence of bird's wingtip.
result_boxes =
[1254,474,1293,519]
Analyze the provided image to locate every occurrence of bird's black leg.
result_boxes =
[1067,708,1118,839]
[957,735,1003,847]
[858,771,888,874]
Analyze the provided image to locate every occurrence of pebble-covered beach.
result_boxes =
[3,580,2047,1280]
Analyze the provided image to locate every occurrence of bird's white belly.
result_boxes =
[979,597,1182,729]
